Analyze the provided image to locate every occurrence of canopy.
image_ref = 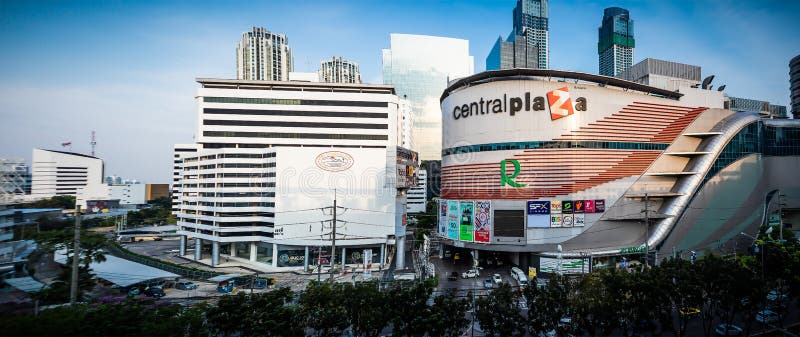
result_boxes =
[4,277,45,293]
[207,274,242,283]
[54,252,179,287]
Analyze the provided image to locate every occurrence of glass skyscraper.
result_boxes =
[382,34,474,160]
[513,0,549,69]
[598,7,635,77]
[486,31,538,70]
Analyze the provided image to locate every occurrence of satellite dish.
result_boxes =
[701,75,715,89]
[717,85,726,91]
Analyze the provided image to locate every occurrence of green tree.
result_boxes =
[525,275,575,336]
[340,281,391,337]
[300,281,349,337]
[427,289,471,337]
[476,283,525,337]
[573,271,618,336]
[387,282,432,337]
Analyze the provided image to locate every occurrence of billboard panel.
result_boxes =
[439,200,448,235]
[574,213,585,227]
[447,200,459,239]
[551,200,562,214]
[474,201,491,243]
[562,214,574,227]
[527,201,551,215]
[459,201,474,242]
[562,200,574,214]
[574,200,585,213]
[550,214,563,227]
[584,200,595,213]
[528,215,550,228]
[595,200,606,213]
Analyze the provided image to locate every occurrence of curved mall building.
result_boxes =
[437,69,800,272]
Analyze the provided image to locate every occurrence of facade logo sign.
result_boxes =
[500,159,526,188]
[315,151,354,172]
[547,86,575,120]
[527,201,551,215]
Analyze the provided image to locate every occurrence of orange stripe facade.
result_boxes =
[441,102,707,200]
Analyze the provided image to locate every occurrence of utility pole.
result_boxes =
[329,196,337,282]
[644,193,650,267]
[70,205,82,305]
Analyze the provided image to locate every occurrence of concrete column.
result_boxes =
[194,238,201,261]
[211,241,219,267]
[249,242,257,262]
[179,235,186,256]
[304,246,310,272]
[272,243,278,268]
[380,244,386,269]
[230,242,237,258]
[395,198,407,270]
[341,247,347,269]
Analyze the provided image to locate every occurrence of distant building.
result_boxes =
[145,184,169,201]
[486,32,538,70]
[598,7,635,76]
[513,0,549,69]
[236,26,293,81]
[0,159,29,205]
[30,149,103,199]
[726,96,788,118]
[407,169,427,213]
[791,54,800,118]
[618,58,701,91]
[0,208,61,242]
[382,33,474,160]
[171,144,199,215]
[77,182,147,210]
[398,98,414,150]
[319,57,362,84]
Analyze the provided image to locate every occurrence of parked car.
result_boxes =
[253,278,268,289]
[462,269,480,279]
[767,290,788,308]
[127,287,141,296]
[511,267,528,287]
[679,307,700,318]
[144,287,165,298]
[448,272,459,281]
[492,274,503,285]
[483,278,494,288]
[714,324,743,336]
[175,281,197,290]
[756,309,780,324]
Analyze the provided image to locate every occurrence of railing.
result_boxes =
[104,242,223,281]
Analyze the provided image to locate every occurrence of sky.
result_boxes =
[1,0,798,183]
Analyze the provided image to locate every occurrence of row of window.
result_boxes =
[203,108,388,119]
[217,202,274,207]
[203,119,389,130]
[204,97,389,107]
[204,131,388,141]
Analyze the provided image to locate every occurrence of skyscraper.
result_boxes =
[236,26,293,81]
[513,0,549,69]
[486,31,538,70]
[791,54,800,119]
[598,7,635,77]
[382,34,474,160]
[318,56,362,84]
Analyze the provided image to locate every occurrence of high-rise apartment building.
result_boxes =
[236,27,293,81]
[382,34,474,160]
[486,31,538,70]
[513,0,549,69]
[598,7,635,76]
[791,54,800,119]
[319,57,361,84]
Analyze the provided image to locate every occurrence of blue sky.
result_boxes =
[1,0,798,183]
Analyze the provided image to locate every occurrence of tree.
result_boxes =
[476,283,525,337]
[33,228,109,300]
[387,282,432,336]
[300,281,349,337]
[573,271,618,336]
[525,275,576,336]
[427,289,471,337]
[340,281,391,337]
[654,258,703,337]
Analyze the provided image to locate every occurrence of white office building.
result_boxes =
[382,33,474,160]
[173,79,418,270]
[172,144,200,215]
[30,149,104,200]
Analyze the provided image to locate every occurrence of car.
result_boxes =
[175,281,197,290]
[714,324,743,336]
[462,269,480,279]
[483,278,494,288]
[144,287,165,298]
[492,274,503,285]
[448,272,459,281]
[767,290,788,308]
[679,307,700,318]
[511,267,528,287]
[756,309,779,324]
[253,278,268,289]
[127,287,141,296]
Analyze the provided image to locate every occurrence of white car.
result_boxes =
[492,274,503,284]
[462,269,480,279]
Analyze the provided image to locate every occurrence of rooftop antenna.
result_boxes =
[90,131,97,157]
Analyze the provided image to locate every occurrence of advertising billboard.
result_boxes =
[439,200,448,235]
[595,200,606,213]
[474,201,491,243]
[574,213,585,227]
[447,200,459,239]
[527,200,551,228]
[562,200,574,214]
[574,200,585,213]
[550,214,563,227]
[459,201,474,242]
[551,200,562,214]
[562,214,574,227]
[527,201,551,214]
[584,200,595,213]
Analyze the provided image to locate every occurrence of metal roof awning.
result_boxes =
[3,277,46,293]
[208,274,243,283]
[54,252,179,287]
